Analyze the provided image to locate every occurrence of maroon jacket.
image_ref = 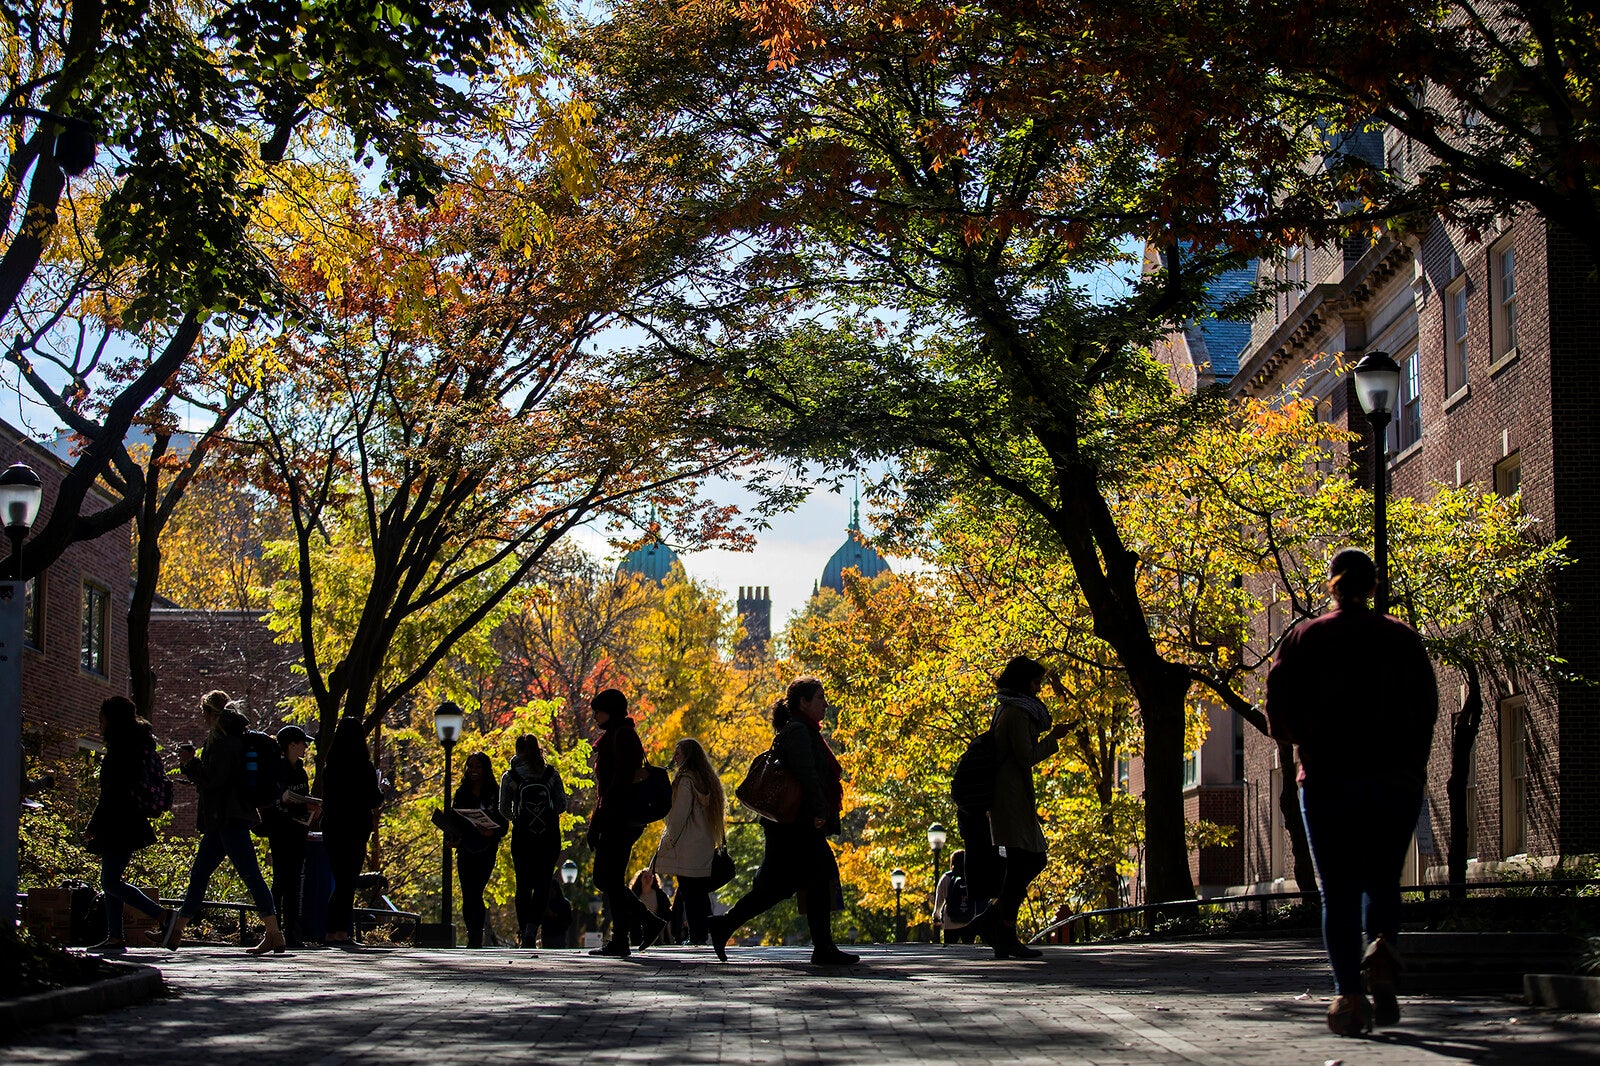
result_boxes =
[1265,606,1439,790]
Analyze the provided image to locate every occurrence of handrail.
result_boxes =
[1034,878,1600,945]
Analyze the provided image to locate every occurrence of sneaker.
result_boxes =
[590,939,631,958]
[1362,936,1403,1027]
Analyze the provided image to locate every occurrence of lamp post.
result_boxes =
[1352,351,1402,614]
[561,860,579,948]
[0,462,42,930]
[433,701,464,946]
[927,822,947,941]
[891,867,907,943]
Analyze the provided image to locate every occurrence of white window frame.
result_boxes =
[80,580,109,676]
[1445,277,1469,395]
[1490,236,1519,364]
[1388,349,1423,455]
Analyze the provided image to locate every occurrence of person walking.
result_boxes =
[709,677,859,967]
[319,716,384,945]
[1267,548,1438,1036]
[586,688,666,956]
[82,697,168,951]
[261,725,318,948]
[499,734,566,948]
[629,868,673,946]
[932,850,982,945]
[449,751,507,948]
[984,656,1070,960]
[653,737,725,946]
[156,690,283,954]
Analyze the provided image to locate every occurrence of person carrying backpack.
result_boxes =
[500,734,566,947]
[156,690,283,954]
[932,849,982,944]
[260,725,318,948]
[82,697,169,951]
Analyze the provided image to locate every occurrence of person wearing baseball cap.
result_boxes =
[1266,547,1438,1036]
[265,724,319,947]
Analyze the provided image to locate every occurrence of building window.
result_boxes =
[1500,696,1529,857]
[1445,279,1469,395]
[23,575,41,649]
[1491,237,1518,362]
[1232,715,1246,783]
[1116,757,1130,793]
[1464,747,1479,861]
[80,581,108,676]
[1495,452,1522,497]
[1388,350,1422,454]
[1183,748,1201,790]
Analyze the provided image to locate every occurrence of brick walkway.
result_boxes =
[5,939,1598,1064]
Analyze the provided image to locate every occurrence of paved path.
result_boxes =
[5,939,1598,1064]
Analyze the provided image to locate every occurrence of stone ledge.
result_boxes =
[1525,973,1600,1013]
[0,959,165,1034]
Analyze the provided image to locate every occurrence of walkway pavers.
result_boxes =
[4,938,1597,1064]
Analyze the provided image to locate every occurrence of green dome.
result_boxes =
[819,498,890,593]
[619,539,680,583]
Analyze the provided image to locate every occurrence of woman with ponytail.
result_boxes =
[709,677,859,966]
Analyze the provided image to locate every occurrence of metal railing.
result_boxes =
[1035,878,1600,945]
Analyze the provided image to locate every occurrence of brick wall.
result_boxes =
[1,425,131,762]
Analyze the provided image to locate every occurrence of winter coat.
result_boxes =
[181,709,256,833]
[86,731,158,854]
[654,776,718,877]
[451,782,507,855]
[498,756,567,837]
[988,697,1058,853]
[1265,605,1439,789]
[774,719,842,836]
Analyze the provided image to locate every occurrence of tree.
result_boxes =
[577,0,1270,903]
[1,0,548,585]
[251,174,749,752]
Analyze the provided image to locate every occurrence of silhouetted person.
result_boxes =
[448,751,507,948]
[654,737,725,945]
[587,689,665,956]
[710,677,859,967]
[500,734,566,947]
[320,716,384,945]
[261,725,317,948]
[83,697,167,951]
[1267,548,1438,1036]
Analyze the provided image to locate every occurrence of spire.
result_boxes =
[850,475,861,532]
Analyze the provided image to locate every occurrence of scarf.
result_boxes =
[798,714,844,797]
[995,688,1052,734]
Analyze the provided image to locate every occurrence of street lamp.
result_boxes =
[433,701,465,946]
[0,462,42,929]
[1352,351,1402,614]
[561,860,579,948]
[927,823,947,941]
[891,867,907,943]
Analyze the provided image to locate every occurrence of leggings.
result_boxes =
[993,846,1047,931]
[593,821,652,943]
[180,822,275,918]
[458,845,497,948]
[722,821,840,949]
[100,849,164,939]
[267,827,308,940]
[673,875,715,945]
[511,830,561,944]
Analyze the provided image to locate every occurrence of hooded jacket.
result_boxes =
[498,755,568,835]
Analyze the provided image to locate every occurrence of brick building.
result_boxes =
[1,421,131,763]
[1149,161,1600,891]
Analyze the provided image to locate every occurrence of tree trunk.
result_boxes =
[1276,740,1319,899]
[127,444,166,719]
[1132,662,1198,905]
[1446,661,1483,900]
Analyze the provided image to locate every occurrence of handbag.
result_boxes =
[734,749,802,823]
[708,844,736,891]
[628,763,673,826]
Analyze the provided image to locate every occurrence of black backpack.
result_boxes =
[514,770,558,835]
[950,730,998,813]
[240,730,282,814]
[944,875,976,925]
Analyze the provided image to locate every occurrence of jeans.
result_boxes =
[511,829,561,944]
[593,821,651,943]
[100,849,164,939]
[722,821,841,949]
[180,822,275,918]
[458,845,496,948]
[1300,777,1423,996]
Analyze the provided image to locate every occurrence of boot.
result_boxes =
[145,909,189,950]
[1362,935,1403,1026]
[708,914,733,962]
[810,943,861,966]
[1327,993,1372,1037]
[248,914,287,955]
[590,938,631,957]
[992,921,1042,960]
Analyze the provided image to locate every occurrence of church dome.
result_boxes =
[818,498,890,594]
[619,538,680,583]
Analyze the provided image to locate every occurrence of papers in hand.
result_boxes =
[453,807,500,831]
